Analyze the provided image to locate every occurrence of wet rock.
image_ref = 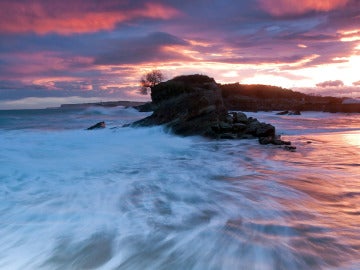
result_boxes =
[232,123,247,132]
[284,145,297,152]
[219,133,237,139]
[259,135,292,146]
[131,74,293,146]
[232,112,248,123]
[132,75,227,137]
[245,119,275,138]
[276,110,289,115]
[255,123,275,137]
[225,114,234,124]
[258,136,274,145]
[87,121,105,130]
[276,110,301,115]
[289,110,301,115]
[133,102,154,112]
[219,122,233,132]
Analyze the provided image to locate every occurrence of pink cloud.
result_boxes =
[316,80,344,88]
[0,1,180,34]
[258,0,349,16]
[0,51,93,79]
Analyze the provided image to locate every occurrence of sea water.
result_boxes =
[0,107,359,269]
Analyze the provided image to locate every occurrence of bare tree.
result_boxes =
[139,70,164,95]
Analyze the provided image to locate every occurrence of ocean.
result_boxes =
[0,106,359,270]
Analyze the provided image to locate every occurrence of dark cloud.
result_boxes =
[279,33,338,41]
[94,32,191,65]
[0,32,105,55]
[316,80,345,88]
[215,54,306,65]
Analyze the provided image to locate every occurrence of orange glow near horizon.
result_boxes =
[186,39,212,47]
[339,29,360,42]
[344,132,360,148]
[2,44,359,95]
[28,43,359,95]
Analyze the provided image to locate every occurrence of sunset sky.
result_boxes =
[0,0,359,109]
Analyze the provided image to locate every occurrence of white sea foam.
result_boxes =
[0,108,359,269]
[82,106,137,116]
[245,111,360,135]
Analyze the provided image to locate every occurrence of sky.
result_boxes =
[0,0,360,109]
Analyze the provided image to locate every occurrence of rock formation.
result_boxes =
[276,110,301,115]
[131,74,292,147]
[87,121,106,130]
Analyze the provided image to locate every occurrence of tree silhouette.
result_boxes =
[139,70,164,95]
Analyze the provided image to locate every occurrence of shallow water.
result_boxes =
[0,108,359,269]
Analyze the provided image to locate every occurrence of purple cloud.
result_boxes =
[316,80,345,88]
[94,32,191,65]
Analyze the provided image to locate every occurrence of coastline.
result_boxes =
[59,100,147,109]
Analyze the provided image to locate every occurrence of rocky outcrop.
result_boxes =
[211,112,292,146]
[133,102,154,112]
[276,110,301,115]
[220,83,355,113]
[131,74,292,146]
[132,75,227,137]
[61,101,146,109]
[87,121,106,130]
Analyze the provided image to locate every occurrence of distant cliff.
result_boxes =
[220,83,360,113]
[60,100,147,109]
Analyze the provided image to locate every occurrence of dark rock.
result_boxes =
[219,133,237,139]
[130,74,292,146]
[256,123,275,137]
[284,145,297,152]
[133,102,154,112]
[132,75,227,137]
[87,121,105,130]
[219,122,233,132]
[232,123,247,132]
[278,140,291,145]
[259,135,292,146]
[276,110,301,115]
[150,74,216,105]
[232,112,248,123]
[245,120,275,138]
[282,140,292,145]
[258,136,274,145]
[289,110,301,115]
[225,114,234,124]
[239,134,256,139]
[244,119,259,135]
[272,139,284,145]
